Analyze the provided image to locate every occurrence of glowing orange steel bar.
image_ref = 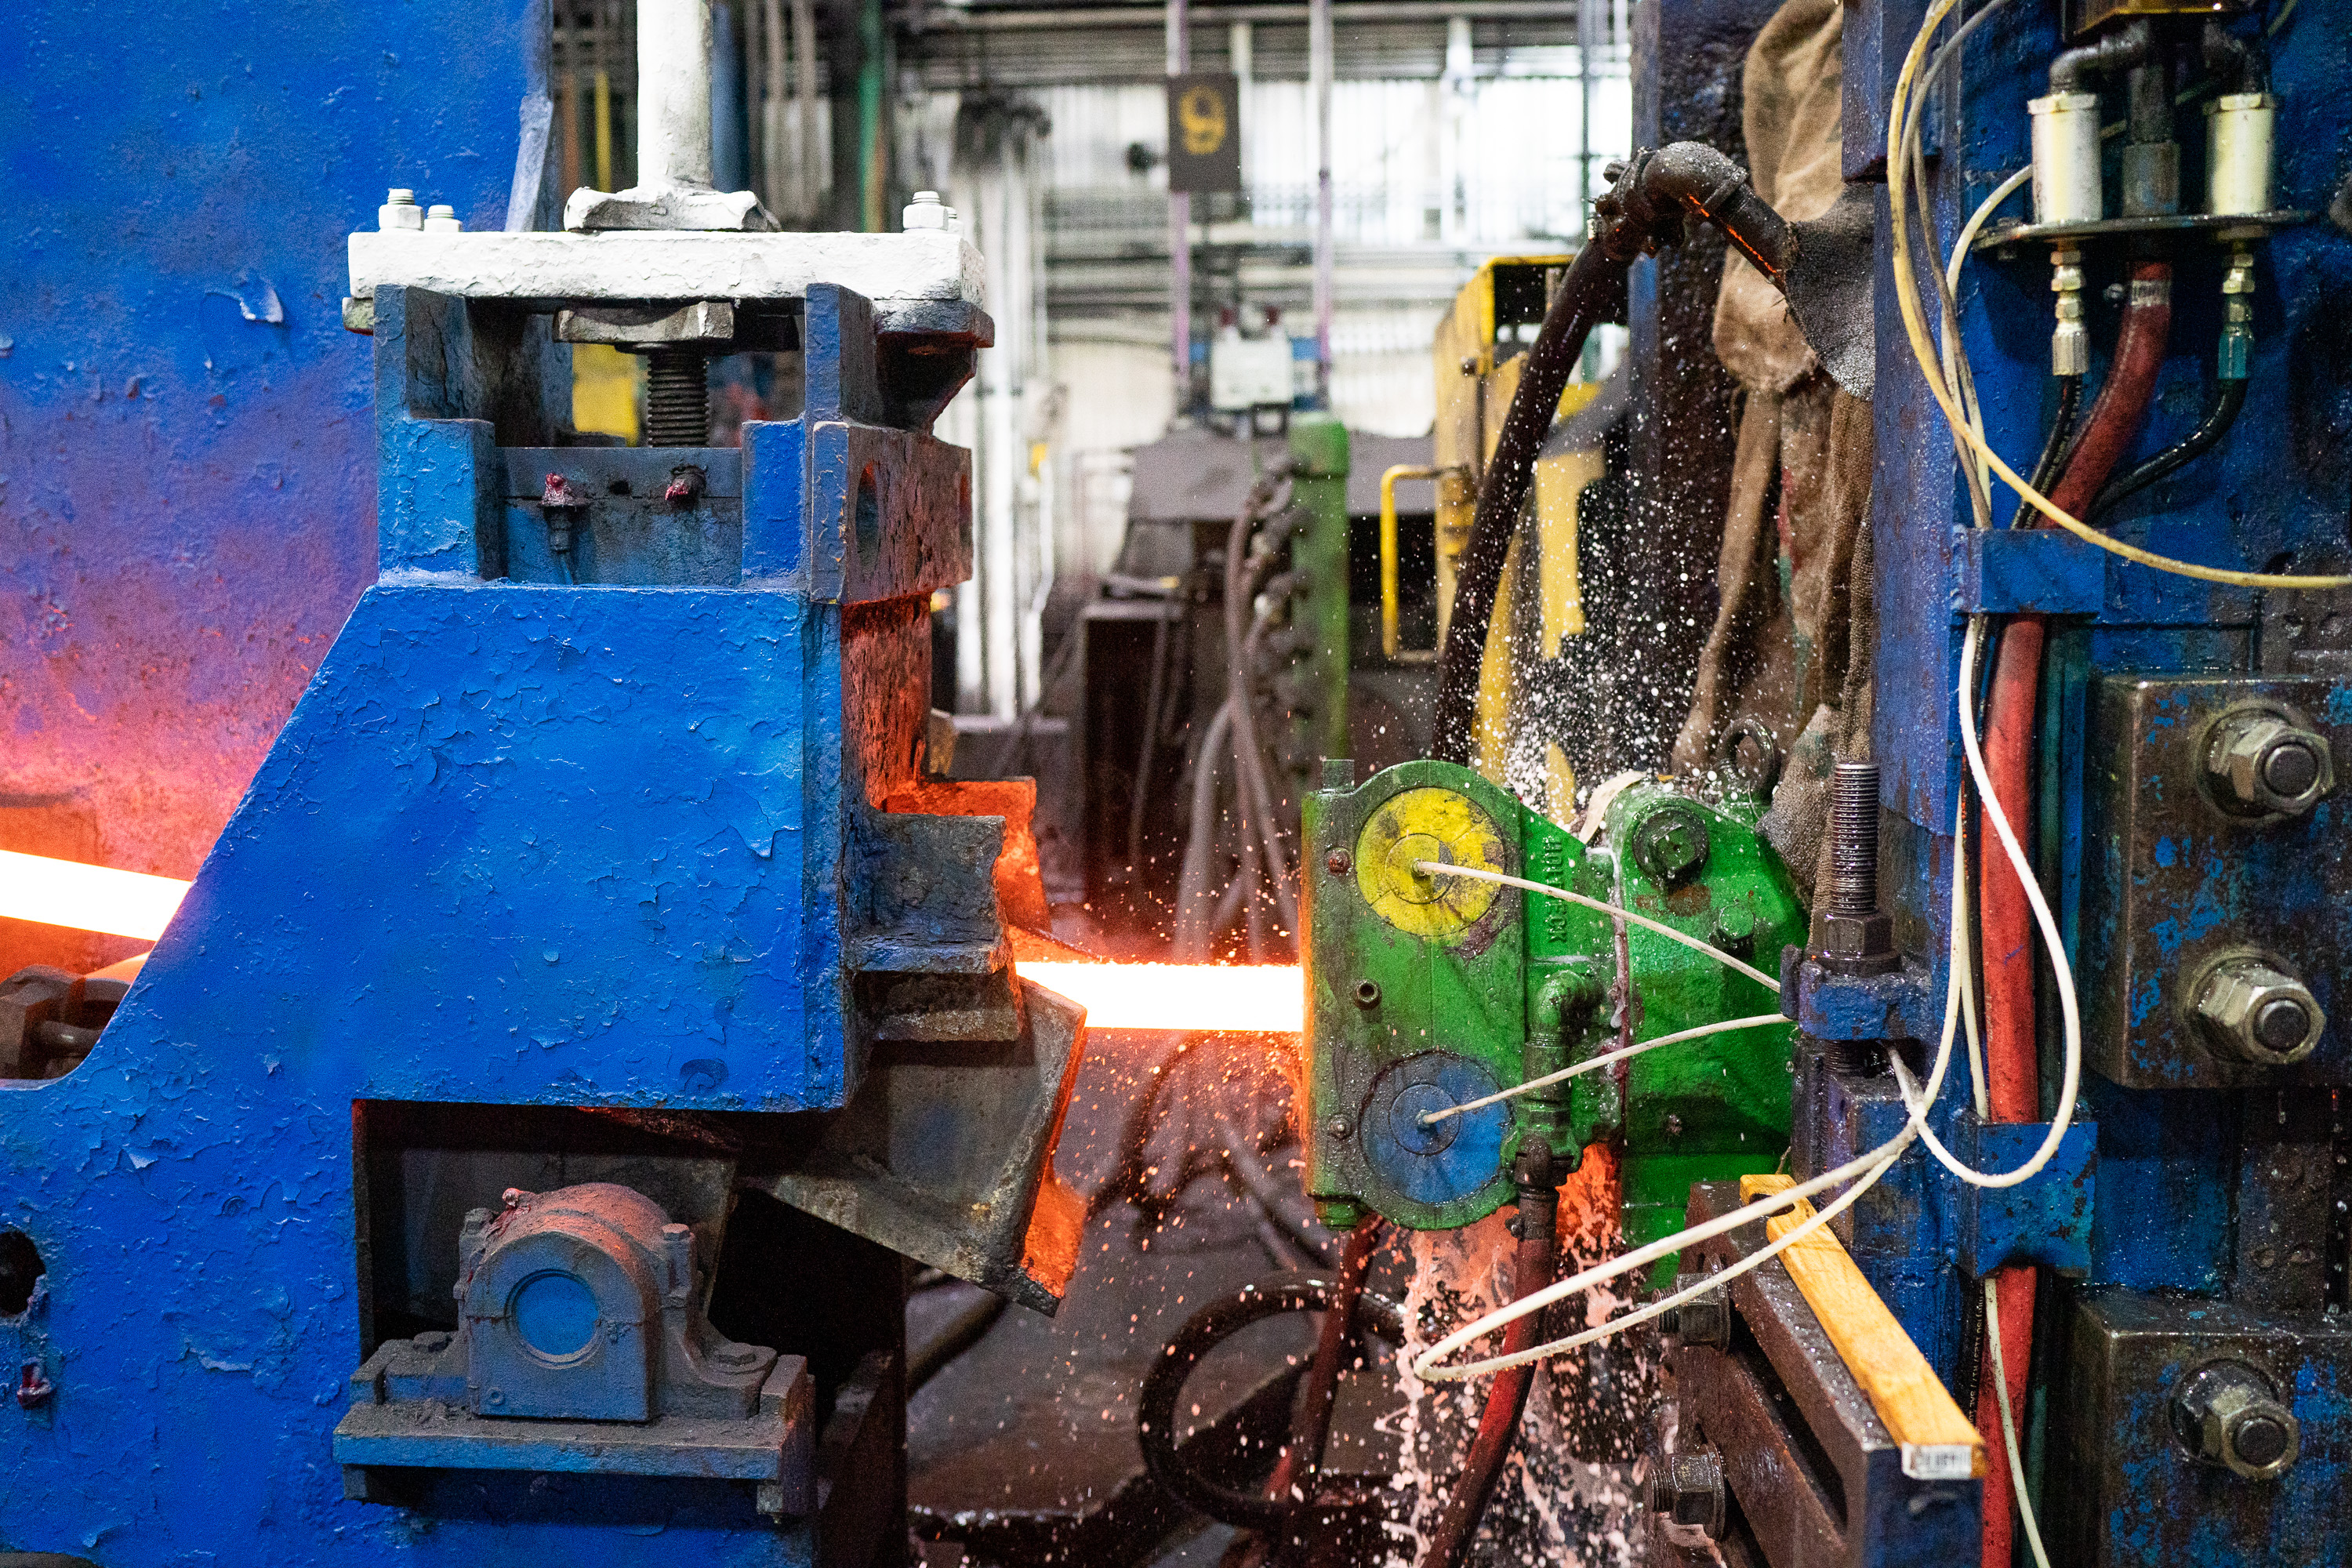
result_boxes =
[1019,962,1302,1034]
[0,850,192,941]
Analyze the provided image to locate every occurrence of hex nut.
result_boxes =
[2204,705,2334,820]
[1632,807,1711,887]
[1646,1449,1726,1535]
[2190,955,2325,1066]
[1813,910,1898,977]
[2174,1362,2299,1480]
[1661,1284,1730,1348]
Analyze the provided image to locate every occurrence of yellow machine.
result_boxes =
[1380,256,1606,812]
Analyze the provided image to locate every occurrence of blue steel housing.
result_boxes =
[0,87,1047,1553]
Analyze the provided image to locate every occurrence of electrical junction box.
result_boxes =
[1210,334,1298,411]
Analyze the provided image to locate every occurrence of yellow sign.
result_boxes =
[1178,84,1228,155]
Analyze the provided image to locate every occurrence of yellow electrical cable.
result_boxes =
[1885,0,2352,592]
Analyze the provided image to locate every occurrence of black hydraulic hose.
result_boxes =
[2048,16,2151,93]
[2007,375,2085,531]
[2086,377,2247,524]
[1431,244,1624,764]
[1137,1271,1406,1530]
[1430,142,1798,764]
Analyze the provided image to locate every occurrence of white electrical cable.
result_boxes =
[1409,861,1782,993]
[1886,3,2084,1196]
[1418,1014,1791,1127]
[1891,21,2063,1568]
[1984,1273,2056,1568]
[1407,5,2085,1421]
[1413,866,1979,1381]
[1886,0,2352,591]
[1422,1142,1909,1380]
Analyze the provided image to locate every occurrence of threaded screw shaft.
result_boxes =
[643,349,712,447]
[1826,760,1881,919]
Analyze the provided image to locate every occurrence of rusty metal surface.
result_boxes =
[766,981,1089,1315]
[2082,676,2352,1090]
[2049,1288,2352,1568]
[1675,1180,1980,1568]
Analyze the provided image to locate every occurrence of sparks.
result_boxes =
[0,850,192,941]
[1018,962,1301,1034]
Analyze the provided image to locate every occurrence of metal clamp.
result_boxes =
[1377,463,1454,664]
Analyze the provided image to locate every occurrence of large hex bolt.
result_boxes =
[2203,704,2334,820]
[1633,804,1711,888]
[1646,1448,1727,1537]
[1813,761,1899,976]
[2172,1362,2299,1480]
[2189,953,2325,1066]
[1658,1279,1731,1347]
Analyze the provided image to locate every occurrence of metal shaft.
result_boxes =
[1826,760,1881,919]
[644,350,712,446]
[638,0,717,191]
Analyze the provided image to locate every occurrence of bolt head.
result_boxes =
[1649,1450,1726,1534]
[1663,1287,1730,1348]
[2191,956,2325,1065]
[2176,1362,2300,1480]
[2205,707,2334,818]
[1323,1113,1354,1141]
[1326,848,1352,875]
[1632,807,1710,887]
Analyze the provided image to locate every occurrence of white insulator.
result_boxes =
[2030,93,2103,227]
[2206,93,2278,218]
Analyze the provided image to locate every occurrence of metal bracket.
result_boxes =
[1784,948,1935,1042]
[1955,1111,2098,1278]
[1953,528,2104,617]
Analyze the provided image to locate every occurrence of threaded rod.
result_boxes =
[1826,760,1881,918]
[643,349,712,447]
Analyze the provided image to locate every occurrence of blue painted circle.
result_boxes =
[1388,1083,1461,1154]
[511,1270,601,1360]
[1361,1053,1508,1210]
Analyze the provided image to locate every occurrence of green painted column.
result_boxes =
[1287,414,1351,766]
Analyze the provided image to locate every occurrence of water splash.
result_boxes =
[1381,1149,1653,1566]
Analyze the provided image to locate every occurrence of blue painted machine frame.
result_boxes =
[0,230,1055,1561]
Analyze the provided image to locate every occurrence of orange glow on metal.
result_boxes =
[1019,962,1302,1034]
[0,850,192,941]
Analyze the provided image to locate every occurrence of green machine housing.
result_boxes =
[1300,759,1804,1273]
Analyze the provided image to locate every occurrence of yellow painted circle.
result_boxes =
[1354,787,1508,938]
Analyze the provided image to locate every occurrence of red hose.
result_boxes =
[1419,1195,1557,1568]
[1258,1215,1384,1542]
[1973,259,2171,1568]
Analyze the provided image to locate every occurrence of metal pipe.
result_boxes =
[1309,0,1334,402]
[639,0,717,191]
[858,0,884,230]
[928,0,1589,29]
[1168,0,1192,408]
